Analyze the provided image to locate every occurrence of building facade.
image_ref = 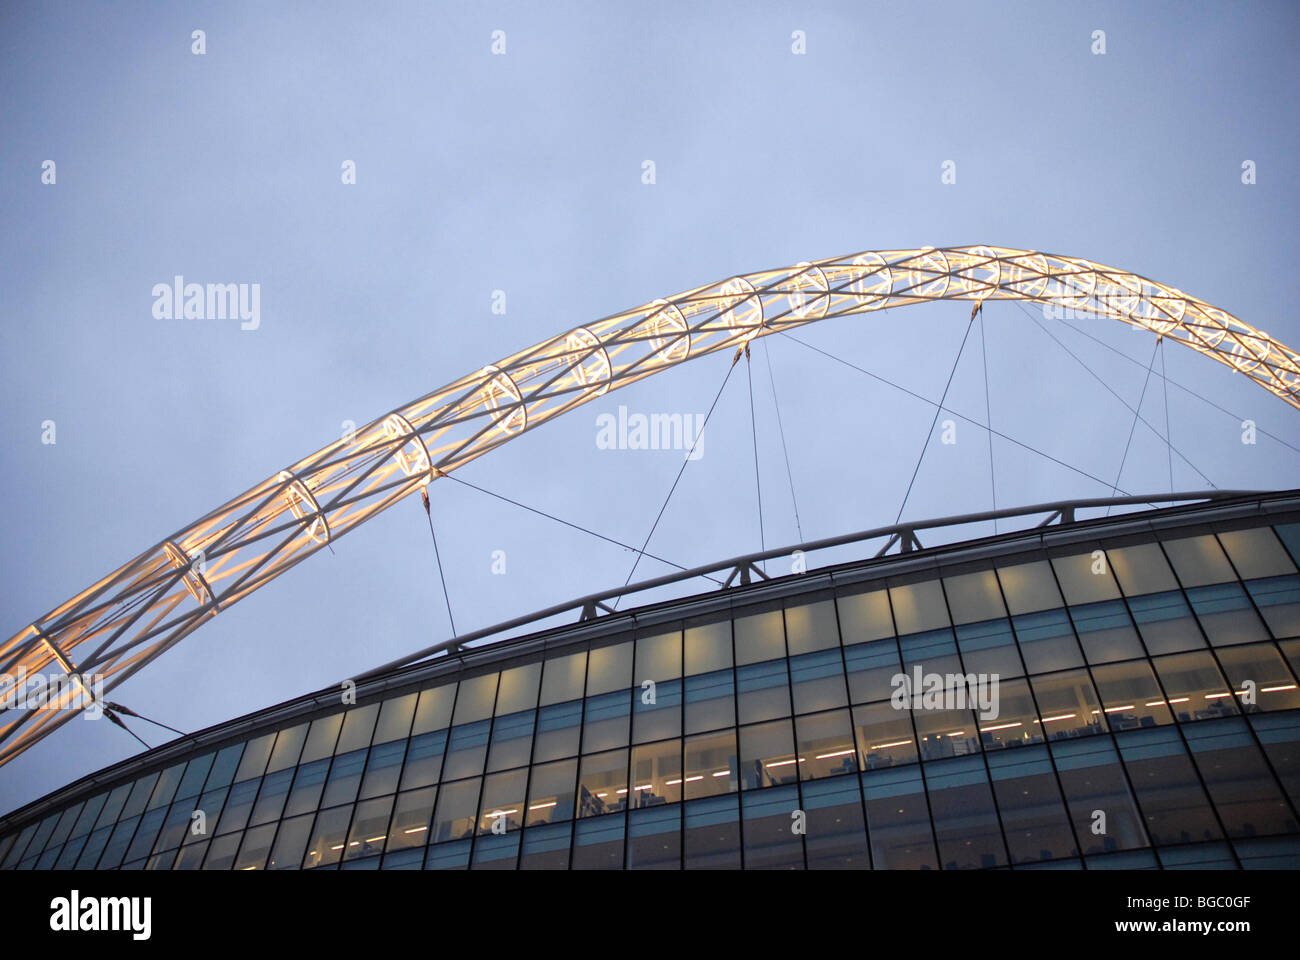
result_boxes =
[3,491,1300,870]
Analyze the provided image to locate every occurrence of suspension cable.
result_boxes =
[762,339,803,543]
[616,352,740,606]
[895,311,979,524]
[746,348,767,574]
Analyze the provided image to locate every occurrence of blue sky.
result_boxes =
[2,0,1298,812]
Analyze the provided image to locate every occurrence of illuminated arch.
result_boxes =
[2,245,1296,767]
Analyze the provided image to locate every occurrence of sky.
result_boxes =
[1,0,1298,813]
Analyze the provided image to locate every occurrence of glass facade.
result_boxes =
[4,507,1300,870]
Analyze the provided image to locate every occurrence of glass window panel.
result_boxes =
[684,794,741,869]
[265,723,308,773]
[45,803,82,851]
[1090,659,1174,731]
[1217,642,1300,713]
[630,738,682,807]
[1283,639,1300,685]
[684,668,734,735]
[582,689,632,753]
[75,825,113,870]
[739,718,797,790]
[425,839,471,870]
[635,629,682,681]
[1276,523,1300,566]
[944,570,1006,624]
[442,720,491,781]
[1070,599,1146,663]
[94,782,132,830]
[578,749,628,818]
[979,678,1042,750]
[55,834,90,870]
[1051,551,1121,605]
[335,703,379,755]
[232,823,277,871]
[471,832,520,870]
[736,659,791,724]
[186,786,226,847]
[452,673,499,725]
[216,779,259,836]
[789,649,848,714]
[684,620,731,675]
[410,683,455,735]
[1246,575,1300,640]
[519,821,573,870]
[1183,718,1296,839]
[1188,583,1269,646]
[899,627,961,676]
[147,763,186,811]
[301,807,351,869]
[526,758,577,825]
[124,808,166,864]
[1028,669,1107,739]
[540,651,586,705]
[23,812,61,862]
[1108,542,1178,595]
[784,599,839,655]
[627,805,680,870]
[853,700,918,769]
[955,619,1024,678]
[997,560,1064,615]
[633,677,682,743]
[321,748,368,808]
[1152,650,1238,722]
[683,730,738,799]
[1013,609,1083,673]
[1164,534,1236,586]
[843,636,902,704]
[300,714,344,764]
[571,813,625,870]
[248,769,294,826]
[862,766,937,869]
[205,743,244,792]
[1116,727,1223,846]
[495,662,542,715]
[386,786,436,851]
[734,608,786,665]
[1219,527,1296,579]
[926,754,1008,869]
[399,729,448,791]
[1233,836,1300,869]
[585,640,633,696]
[359,739,406,799]
[801,776,870,868]
[890,580,949,635]
[533,700,583,762]
[835,587,894,644]
[912,705,980,761]
[478,768,528,834]
[1158,843,1235,869]
[1127,592,1205,655]
[795,708,857,780]
[235,732,275,782]
[174,754,215,801]
[151,802,195,855]
[1051,737,1148,855]
[2,824,38,869]
[373,692,417,745]
[70,793,107,839]
[284,758,330,817]
[987,745,1077,864]
[1249,713,1300,808]
[487,709,535,772]
[96,815,139,870]
[431,777,481,843]
[742,785,803,869]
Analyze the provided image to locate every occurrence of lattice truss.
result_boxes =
[3,245,1297,768]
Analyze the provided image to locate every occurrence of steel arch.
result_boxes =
[3,245,1297,769]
